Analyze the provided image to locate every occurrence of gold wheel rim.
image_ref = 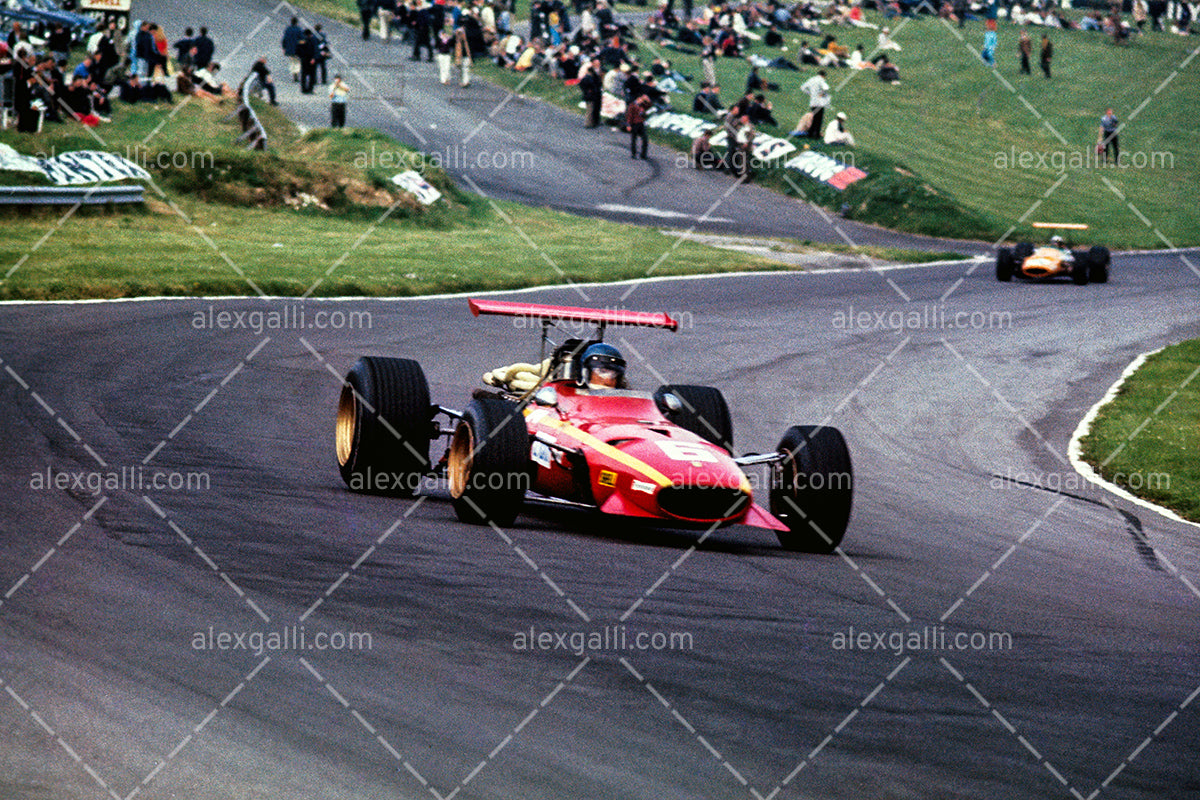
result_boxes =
[448,421,473,498]
[336,383,357,467]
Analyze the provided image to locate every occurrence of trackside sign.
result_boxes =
[80,0,133,11]
[644,110,867,189]
[783,150,868,190]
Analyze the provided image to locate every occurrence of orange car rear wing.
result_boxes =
[1031,222,1089,230]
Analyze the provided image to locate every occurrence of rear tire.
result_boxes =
[654,384,734,452]
[1089,246,1110,283]
[337,357,432,495]
[770,425,853,553]
[996,248,1014,282]
[448,397,530,526]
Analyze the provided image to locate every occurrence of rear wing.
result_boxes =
[1031,222,1089,230]
[468,299,680,332]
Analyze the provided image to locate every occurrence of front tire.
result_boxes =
[1089,246,1110,283]
[1071,252,1090,285]
[337,357,432,495]
[770,425,853,553]
[448,397,530,526]
[654,384,734,452]
[996,248,1014,282]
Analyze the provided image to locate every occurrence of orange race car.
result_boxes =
[996,223,1110,285]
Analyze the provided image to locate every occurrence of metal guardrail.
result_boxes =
[233,73,268,151]
[0,185,146,205]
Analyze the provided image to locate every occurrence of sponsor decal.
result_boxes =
[631,479,657,494]
[598,470,618,488]
[531,441,554,469]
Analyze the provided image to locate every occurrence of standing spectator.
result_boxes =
[1098,108,1119,165]
[981,21,997,66]
[297,29,318,93]
[330,75,350,127]
[193,27,215,70]
[48,25,71,66]
[412,1,434,61]
[378,0,397,39]
[174,27,195,70]
[435,28,454,83]
[152,24,169,79]
[579,57,602,127]
[799,68,830,139]
[626,94,651,159]
[251,56,278,104]
[1132,0,1147,29]
[454,27,472,86]
[359,0,379,40]
[1039,33,1052,79]
[282,17,302,82]
[313,24,331,85]
[134,21,155,77]
[1017,28,1031,74]
[700,35,717,86]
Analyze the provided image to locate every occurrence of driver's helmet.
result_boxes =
[1050,235,1065,248]
[580,342,626,389]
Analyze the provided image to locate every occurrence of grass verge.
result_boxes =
[1078,339,1200,523]
[0,99,825,300]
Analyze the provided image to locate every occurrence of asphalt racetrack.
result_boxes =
[3,251,1200,799]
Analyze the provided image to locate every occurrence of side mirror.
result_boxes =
[661,392,682,413]
[533,386,558,407]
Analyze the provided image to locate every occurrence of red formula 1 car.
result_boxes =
[995,223,1110,285]
[335,300,853,552]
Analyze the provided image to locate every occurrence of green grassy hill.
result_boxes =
[314,0,1197,247]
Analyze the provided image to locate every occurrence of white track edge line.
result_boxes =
[1067,346,1200,531]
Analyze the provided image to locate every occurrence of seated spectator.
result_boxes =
[876,54,900,83]
[798,40,821,65]
[877,26,902,51]
[640,73,668,108]
[848,44,873,68]
[691,128,723,169]
[764,25,784,47]
[748,92,777,126]
[745,65,764,93]
[693,82,723,115]
[192,62,235,100]
[1081,10,1104,31]
[823,110,855,145]
[250,56,278,105]
[494,33,523,67]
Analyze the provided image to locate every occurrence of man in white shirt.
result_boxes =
[799,69,830,140]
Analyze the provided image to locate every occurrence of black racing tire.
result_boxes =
[1013,241,1034,262]
[337,357,432,495]
[1089,245,1110,283]
[1071,251,1090,285]
[448,397,530,526]
[996,248,1014,282]
[654,384,734,452]
[770,425,853,553]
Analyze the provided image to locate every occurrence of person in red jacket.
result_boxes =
[626,94,651,159]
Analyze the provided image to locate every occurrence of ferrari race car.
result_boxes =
[996,223,1110,285]
[335,299,854,552]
